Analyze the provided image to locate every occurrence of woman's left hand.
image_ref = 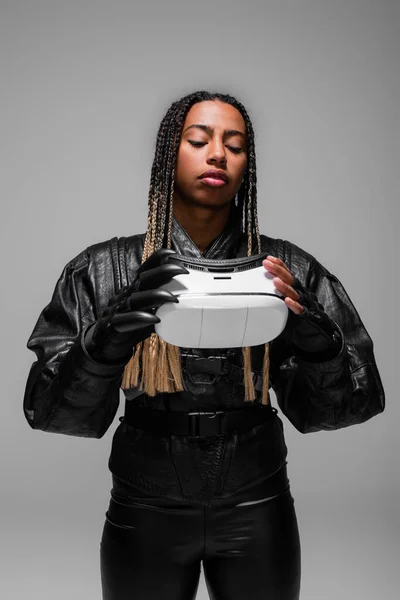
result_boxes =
[263,256,306,315]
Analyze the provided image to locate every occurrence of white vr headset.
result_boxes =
[154,253,289,348]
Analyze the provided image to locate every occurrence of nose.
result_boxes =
[206,139,227,166]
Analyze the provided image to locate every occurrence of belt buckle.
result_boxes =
[185,355,222,374]
[187,411,224,438]
[185,356,223,386]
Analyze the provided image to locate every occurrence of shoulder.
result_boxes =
[69,233,146,267]
[85,233,147,289]
[60,234,146,310]
[259,234,329,287]
[259,234,315,269]
[281,239,317,272]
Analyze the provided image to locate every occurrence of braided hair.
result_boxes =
[121,90,270,404]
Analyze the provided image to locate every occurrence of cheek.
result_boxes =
[175,149,195,186]
[177,151,189,172]
[232,166,246,189]
[239,158,248,178]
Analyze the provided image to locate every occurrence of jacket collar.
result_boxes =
[170,204,248,259]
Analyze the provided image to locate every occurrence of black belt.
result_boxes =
[121,401,278,439]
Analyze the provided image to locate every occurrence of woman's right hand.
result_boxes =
[83,248,189,364]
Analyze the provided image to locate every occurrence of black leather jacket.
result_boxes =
[23,208,385,504]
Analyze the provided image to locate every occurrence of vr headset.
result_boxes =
[154,253,289,348]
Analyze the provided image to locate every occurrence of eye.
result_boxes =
[188,141,206,147]
[188,140,244,154]
[227,146,244,154]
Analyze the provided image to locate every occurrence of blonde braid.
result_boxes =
[240,158,270,405]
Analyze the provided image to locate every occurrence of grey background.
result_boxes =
[1,0,398,598]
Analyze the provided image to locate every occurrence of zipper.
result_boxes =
[203,231,225,257]
[174,218,226,258]
[173,219,203,257]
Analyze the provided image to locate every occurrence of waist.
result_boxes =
[110,462,290,508]
[121,401,278,439]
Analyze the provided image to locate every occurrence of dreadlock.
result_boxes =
[121,90,270,405]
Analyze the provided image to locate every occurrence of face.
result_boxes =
[173,100,248,210]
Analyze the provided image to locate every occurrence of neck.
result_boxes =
[173,202,233,253]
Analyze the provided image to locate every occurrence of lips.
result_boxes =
[199,169,229,183]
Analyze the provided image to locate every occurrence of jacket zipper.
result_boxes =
[203,231,225,258]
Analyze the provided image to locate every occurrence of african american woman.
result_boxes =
[24,90,385,600]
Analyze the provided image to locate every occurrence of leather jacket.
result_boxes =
[23,206,385,505]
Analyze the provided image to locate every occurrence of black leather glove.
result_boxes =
[286,276,343,362]
[83,248,189,365]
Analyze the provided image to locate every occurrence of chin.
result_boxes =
[191,192,232,207]
[196,200,231,211]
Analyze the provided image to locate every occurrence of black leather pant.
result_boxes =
[100,467,301,599]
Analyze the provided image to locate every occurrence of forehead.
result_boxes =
[183,100,246,132]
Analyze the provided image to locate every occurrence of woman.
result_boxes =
[24,91,385,600]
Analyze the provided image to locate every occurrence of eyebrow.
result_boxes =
[183,124,246,138]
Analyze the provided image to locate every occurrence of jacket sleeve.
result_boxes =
[270,241,386,434]
[23,245,127,438]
